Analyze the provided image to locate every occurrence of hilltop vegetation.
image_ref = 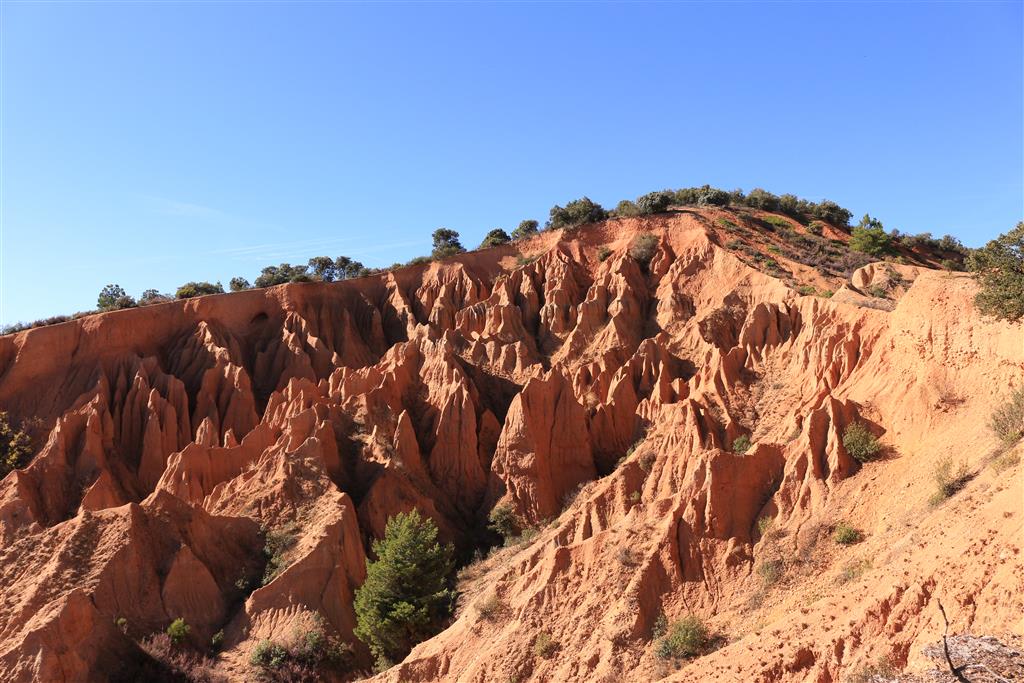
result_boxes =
[3,184,1012,336]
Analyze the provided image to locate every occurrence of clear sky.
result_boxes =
[1,1,1021,327]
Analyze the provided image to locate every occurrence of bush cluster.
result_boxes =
[842,423,881,463]
[990,387,1024,445]
[479,228,511,249]
[627,233,659,268]
[969,222,1023,322]
[929,457,971,506]
[547,196,608,230]
[176,281,225,299]
[250,620,354,682]
[0,411,34,477]
[654,615,710,659]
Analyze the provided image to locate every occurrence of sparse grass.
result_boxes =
[639,452,656,472]
[990,448,1021,473]
[756,516,773,537]
[928,456,971,506]
[476,594,505,621]
[726,239,743,250]
[847,655,897,683]
[628,491,641,504]
[533,631,558,659]
[762,215,791,230]
[617,547,639,566]
[837,558,871,585]
[516,254,539,267]
[262,523,299,585]
[833,522,862,545]
[597,246,612,262]
[842,423,881,463]
[654,616,709,660]
[757,559,783,586]
[628,233,659,268]
[651,612,668,639]
[867,284,888,299]
[990,387,1024,445]
[731,434,751,454]
[797,284,816,296]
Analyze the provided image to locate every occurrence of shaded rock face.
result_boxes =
[0,210,1021,683]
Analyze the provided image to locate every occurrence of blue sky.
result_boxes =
[1,1,1021,326]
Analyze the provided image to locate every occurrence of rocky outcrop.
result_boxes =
[0,209,1019,682]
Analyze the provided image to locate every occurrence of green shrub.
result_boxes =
[354,510,455,666]
[636,190,673,215]
[176,281,224,299]
[762,215,791,230]
[811,199,853,227]
[797,285,816,296]
[597,246,612,262]
[807,220,826,236]
[210,629,224,651]
[250,639,289,670]
[756,516,773,537]
[842,423,881,463]
[628,233,659,268]
[487,504,519,540]
[479,228,511,249]
[511,219,539,240]
[849,215,893,256]
[229,277,251,292]
[628,490,641,504]
[166,618,190,645]
[928,456,970,506]
[833,522,862,545]
[654,616,709,659]
[97,284,137,311]
[968,222,1023,322]
[0,411,33,478]
[745,188,779,211]
[614,199,640,217]
[262,524,298,585]
[547,197,607,230]
[696,185,731,207]
[254,263,309,288]
[732,434,751,454]
[533,631,558,658]
[431,228,465,259]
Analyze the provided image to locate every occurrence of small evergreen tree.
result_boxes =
[354,511,455,667]
[431,228,465,259]
[547,197,607,230]
[510,219,539,240]
[97,284,136,311]
[849,215,892,256]
[968,222,1023,322]
[229,277,251,292]
[335,256,369,280]
[308,256,339,282]
[479,228,511,248]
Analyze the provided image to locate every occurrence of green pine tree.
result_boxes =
[353,510,455,668]
[968,222,1024,322]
